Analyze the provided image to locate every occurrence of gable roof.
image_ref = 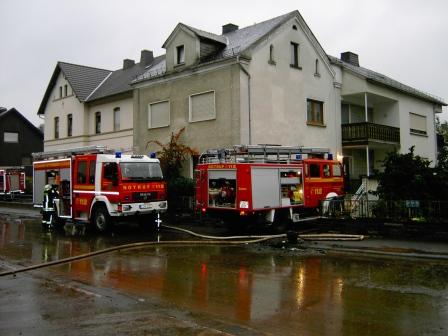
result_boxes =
[135,11,301,83]
[223,11,296,53]
[136,10,335,83]
[329,55,447,106]
[86,55,165,102]
[37,62,112,114]
[0,108,43,137]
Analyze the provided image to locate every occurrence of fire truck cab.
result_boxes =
[195,145,344,223]
[32,146,167,231]
[0,167,26,199]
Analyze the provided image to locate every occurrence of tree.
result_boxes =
[146,128,198,211]
[436,116,448,144]
[146,127,198,181]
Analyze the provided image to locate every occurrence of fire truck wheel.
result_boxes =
[92,205,111,232]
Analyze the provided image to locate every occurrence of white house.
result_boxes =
[38,51,158,153]
[38,10,446,189]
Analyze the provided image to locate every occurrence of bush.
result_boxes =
[167,177,195,197]
[375,146,448,201]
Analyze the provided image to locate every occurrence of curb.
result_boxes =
[314,244,448,261]
[0,201,35,209]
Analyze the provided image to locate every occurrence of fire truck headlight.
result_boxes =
[239,201,249,209]
[159,202,167,209]
[299,189,303,194]
[123,204,132,211]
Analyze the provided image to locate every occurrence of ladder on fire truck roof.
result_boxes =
[200,145,332,164]
[32,145,114,161]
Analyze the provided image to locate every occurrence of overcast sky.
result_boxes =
[1,0,447,126]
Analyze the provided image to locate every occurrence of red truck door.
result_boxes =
[73,158,96,219]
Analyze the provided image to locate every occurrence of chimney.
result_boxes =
[123,59,135,70]
[341,51,359,67]
[140,50,154,66]
[222,23,239,34]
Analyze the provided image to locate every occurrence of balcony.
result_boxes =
[342,122,400,146]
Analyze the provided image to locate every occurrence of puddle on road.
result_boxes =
[1,216,448,335]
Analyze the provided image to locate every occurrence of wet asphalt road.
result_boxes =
[1,207,448,335]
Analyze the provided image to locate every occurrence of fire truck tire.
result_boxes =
[92,205,111,232]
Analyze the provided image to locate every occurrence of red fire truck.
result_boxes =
[0,167,26,198]
[32,146,167,231]
[195,145,344,223]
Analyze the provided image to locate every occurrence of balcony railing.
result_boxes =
[342,122,400,145]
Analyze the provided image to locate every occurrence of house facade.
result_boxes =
[39,10,446,187]
[329,54,444,185]
[133,12,344,176]
[38,51,158,153]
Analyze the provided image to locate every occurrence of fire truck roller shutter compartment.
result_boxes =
[208,170,236,208]
[9,174,19,192]
[33,161,71,206]
[33,170,46,205]
[251,168,281,209]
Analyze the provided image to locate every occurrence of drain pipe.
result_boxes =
[237,56,252,145]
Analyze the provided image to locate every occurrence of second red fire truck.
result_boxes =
[195,145,344,224]
[33,146,167,231]
[0,167,26,199]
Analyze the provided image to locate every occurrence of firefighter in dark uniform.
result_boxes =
[42,184,59,229]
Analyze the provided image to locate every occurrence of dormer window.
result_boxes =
[176,45,185,65]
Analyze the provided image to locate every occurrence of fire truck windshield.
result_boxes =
[120,162,163,181]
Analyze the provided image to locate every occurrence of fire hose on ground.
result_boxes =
[0,224,365,277]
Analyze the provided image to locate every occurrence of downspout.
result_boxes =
[237,56,252,145]
[364,92,370,177]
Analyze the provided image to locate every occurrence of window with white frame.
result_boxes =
[95,112,101,134]
[314,59,320,77]
[290,42,300,69]
[3,132,18,143]
[307,99,324,125]
[113,107,120,131]
[189,91,215,122]
[176,45,185,65]
[54,117,59,139]
[67,114,73,137]
[409,112,427,135]
[148,101,170,129]
[268,44,276,65]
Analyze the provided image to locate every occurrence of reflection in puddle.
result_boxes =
[1,218,448,335]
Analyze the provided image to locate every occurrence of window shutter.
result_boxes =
[409,113,427,134]
[190,91,215,122]
[148,101,170,128]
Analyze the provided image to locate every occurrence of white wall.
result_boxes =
[397,95,437,164]
[87,99,133,134]
[246,16,341,157]
[374,101,399,126]
[43,72,134,153]
[43,73,85,142]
